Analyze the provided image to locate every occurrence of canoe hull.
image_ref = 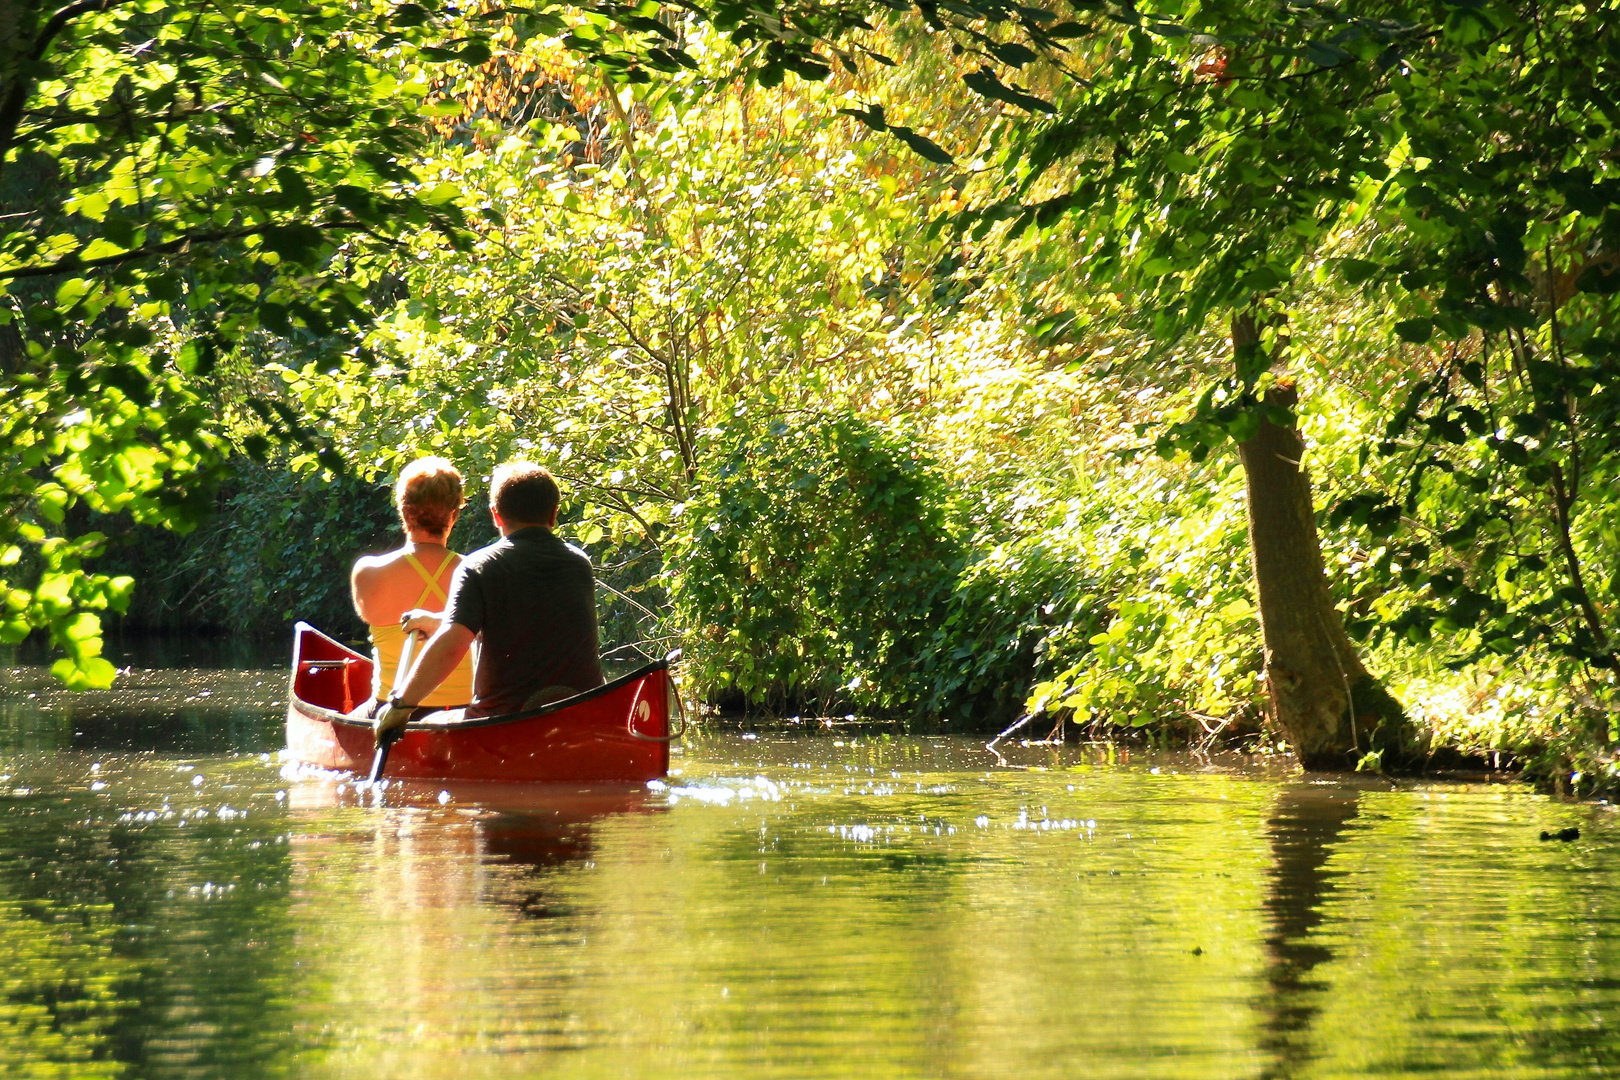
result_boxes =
[285,623,672,783]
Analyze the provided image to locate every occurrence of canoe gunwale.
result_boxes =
[289,622,671,732]
[292,660,671,732]
[288,622,673,782]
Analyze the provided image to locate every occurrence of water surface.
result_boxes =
[0,645,1615,1078]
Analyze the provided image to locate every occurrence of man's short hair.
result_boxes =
[395,456,464,536]
[490,461,560,525]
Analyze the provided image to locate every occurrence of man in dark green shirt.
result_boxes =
[377,461,604,735]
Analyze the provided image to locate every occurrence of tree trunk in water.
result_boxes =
[1232,314,1413,769]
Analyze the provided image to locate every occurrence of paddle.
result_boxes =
[368,628,420,785]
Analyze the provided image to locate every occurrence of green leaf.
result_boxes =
[889,126,954,166]
[423,181,463,205]
[1163,151,1198,174]
[988,41,1039,67]
[106,576,136,615]
[1304,41,1350,67]
[1238,265,1283,291]
[1394,318,1433,344]
[80,238,129,261]
[35,485,69,524]
[260,223,326,263]
[63,611,101,645]
[1225,410,1260,443]
[1338,259,1379,285]
[962,67,1056,113]
[51,656,117,691]
[393,3,432,26]
[1489,438,1530,466]
[178,337,218,376]
[784,55,832,81]
[838,103,887,132]
[55,278,91,309]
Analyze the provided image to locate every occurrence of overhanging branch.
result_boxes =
[0,219,375,283]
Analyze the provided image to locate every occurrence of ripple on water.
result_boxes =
[0,662,1617,1078]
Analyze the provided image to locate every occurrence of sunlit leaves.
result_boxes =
[2,0,745,685]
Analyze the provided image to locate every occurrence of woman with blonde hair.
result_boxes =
[350,456,476,708]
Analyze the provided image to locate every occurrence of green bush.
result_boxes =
[1018,462,1264,736]
[914,525,1110,728]
[670,413,960,716]
[666,410,1265,732]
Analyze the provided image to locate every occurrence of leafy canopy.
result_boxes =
[0,0,711,684]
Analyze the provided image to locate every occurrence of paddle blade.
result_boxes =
[368,727,402,784]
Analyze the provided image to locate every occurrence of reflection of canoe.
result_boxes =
[285,622,676,782]
[287,775,662,817]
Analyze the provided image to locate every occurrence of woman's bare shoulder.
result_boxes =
[352,548,409,577]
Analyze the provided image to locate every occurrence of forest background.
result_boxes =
[4,0,1619,792]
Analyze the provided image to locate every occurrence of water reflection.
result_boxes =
[4,652,1620,1078]
[1256,782,1362,1079]
[0,753,306,1077]
[0,641,284,754]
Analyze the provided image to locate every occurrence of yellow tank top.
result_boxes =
[369,551,476,707]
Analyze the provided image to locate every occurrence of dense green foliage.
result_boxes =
[1,0,470,686]
[0,0,766,686]
[10,0,1620,786]
[671,413,958,715]
[98,463,400,638]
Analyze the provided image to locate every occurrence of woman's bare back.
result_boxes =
[351,545,461,626]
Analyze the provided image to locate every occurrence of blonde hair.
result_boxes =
[395,457,464,536]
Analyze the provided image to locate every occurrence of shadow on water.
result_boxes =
[1256,781,1362,1080]
[11,633,292,671]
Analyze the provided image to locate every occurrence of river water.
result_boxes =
[1,640,1617,1079]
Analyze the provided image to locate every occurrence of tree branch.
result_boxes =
[0,0,133,170]
[0,219,375,283]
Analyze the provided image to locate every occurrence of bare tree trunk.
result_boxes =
[1232,313,1413,769]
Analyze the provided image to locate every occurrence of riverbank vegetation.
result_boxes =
[5,0,1620,790]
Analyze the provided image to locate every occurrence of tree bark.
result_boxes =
[1232,313,1411,769]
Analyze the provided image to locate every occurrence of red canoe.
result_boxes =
[285,622,678,783]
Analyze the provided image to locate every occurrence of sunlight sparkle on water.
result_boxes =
[2,657,1618,1079]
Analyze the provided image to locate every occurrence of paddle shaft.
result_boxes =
[368,628,420,784]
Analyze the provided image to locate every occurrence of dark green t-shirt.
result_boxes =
[443,526,605,716]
